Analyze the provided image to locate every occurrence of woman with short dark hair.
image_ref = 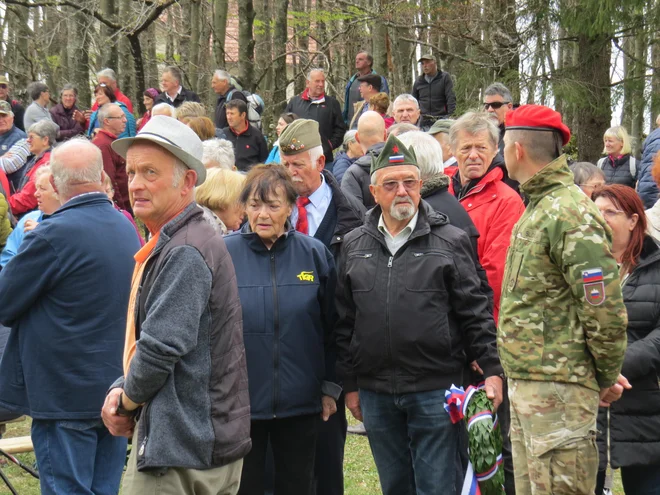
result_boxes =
[87,84,136,139]
[593,184,660,494]
[50,84,85,141]
[224,164,340,495]
[23,82,53,130]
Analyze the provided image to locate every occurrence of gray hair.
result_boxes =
[34,164,52,182]
[202,138,235,170]
[308,145,324,169]
[96,68,117,82]
[60,84,78,98]
[570,162,605,186]
[387,122,418,137]
[97,103,121,127]
[449,111,499,150]
[392,94,419,111]
[484,82,512,103]
[163,66,182,84]
[152,103,177,118]
[306,68,325,80]
[397,131,444,179]
[342,130,358,148]
[28,119,59,146]
[50,138,103,197]
[214,70,231,81]
[172,158,190,187]
[28,82,49,101]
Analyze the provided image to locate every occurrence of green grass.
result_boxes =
[0,415,624,495]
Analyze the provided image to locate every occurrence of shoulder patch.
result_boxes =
[584,281,606,306]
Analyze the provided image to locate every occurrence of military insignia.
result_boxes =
[296,271,314,282]
[582,268,603,283]
[584,281,606,306]
[389,154,405,164]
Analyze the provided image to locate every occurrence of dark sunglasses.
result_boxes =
[483,101,510,110]
[0,85,7,89]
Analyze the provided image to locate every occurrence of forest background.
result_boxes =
[0,0,658,162]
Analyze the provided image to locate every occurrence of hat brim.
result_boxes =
[112,135,206,186]
[418,57,435,63]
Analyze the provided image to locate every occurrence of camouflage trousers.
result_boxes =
[508,378,599,495]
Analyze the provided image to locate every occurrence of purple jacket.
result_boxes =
[49,103,84,142]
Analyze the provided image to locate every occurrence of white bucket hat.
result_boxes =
[112,115,206,186]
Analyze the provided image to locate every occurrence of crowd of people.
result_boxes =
[0,49,659,495]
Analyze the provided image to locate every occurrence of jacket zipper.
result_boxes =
[386,255,394,393]
[136,400,151,467]
[270,252,280,418]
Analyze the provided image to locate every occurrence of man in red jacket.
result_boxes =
[92,103,131,212]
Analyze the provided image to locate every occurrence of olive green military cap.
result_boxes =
[370,133,418,175]
[427,119,455,136]
[279,118,322,156]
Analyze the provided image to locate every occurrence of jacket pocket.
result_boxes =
[347,250,378,292]
[404,250,450,293]
[238,286,268,334]
[505,252,524,292]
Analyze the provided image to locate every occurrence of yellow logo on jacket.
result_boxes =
[297,271,315,282]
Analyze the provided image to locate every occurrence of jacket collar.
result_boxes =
[56,191,111,214]
[363,199,448,247]
[322,169,363,236]
[355,141,385,170]
[153,201,203,251]
[237,220,296,253]
[519,154,573,201]
[452,157,505,200]
[421,173,450,197]
[635,235,660,270]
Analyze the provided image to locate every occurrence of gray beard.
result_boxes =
[390,201,415,221]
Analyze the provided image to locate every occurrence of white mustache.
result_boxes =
[292,177,303,182]
[393,197,414,206]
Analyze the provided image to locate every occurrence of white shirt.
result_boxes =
[166,86,183,103]
[444,156,457,168]
[290,173,333,237]
[378,211,418,256]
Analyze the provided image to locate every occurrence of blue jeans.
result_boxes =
[31,418,127,495]
[360,388,461,495]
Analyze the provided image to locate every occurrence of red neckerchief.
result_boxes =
[230,120,249,136]
[301,88,325,101]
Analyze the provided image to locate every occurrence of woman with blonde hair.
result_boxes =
[195,167,246,235]
[598,125,637,189]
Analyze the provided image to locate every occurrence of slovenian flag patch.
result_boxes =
[582,268,603,283]
[389,155,405,164]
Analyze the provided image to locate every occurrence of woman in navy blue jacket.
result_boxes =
[224,164,341,495]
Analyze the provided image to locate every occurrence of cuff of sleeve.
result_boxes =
[321,381,342,401]
[596,374,618,390]
[483,362,504,379]
[106,376,125,395]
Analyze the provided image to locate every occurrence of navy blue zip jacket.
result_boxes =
[224,224,340,420]
[0,193,140,419]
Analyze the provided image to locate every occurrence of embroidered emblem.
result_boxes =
[584,281,606,306]
[296,271,315,282]
[389,155,405,164]
[582,268,603,283]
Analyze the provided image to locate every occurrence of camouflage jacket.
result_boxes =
[498,155,628,391]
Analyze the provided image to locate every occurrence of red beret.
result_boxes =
[505,104,571,146]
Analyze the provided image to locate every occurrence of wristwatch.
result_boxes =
[116,392,137,418]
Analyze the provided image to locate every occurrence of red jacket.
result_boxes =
[449,165,525,321]
[91,88,134,113]
[92,130,131,212]
[9,150,51,216]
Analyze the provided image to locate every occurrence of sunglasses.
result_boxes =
[0,85,7,89]
[483,101,510,110]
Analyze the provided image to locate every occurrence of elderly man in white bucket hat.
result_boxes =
[101,115,251,495]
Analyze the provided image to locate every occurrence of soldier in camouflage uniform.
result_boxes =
[498,105,629,495]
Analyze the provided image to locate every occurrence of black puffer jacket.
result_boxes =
[340,142,383,209]
[335,201,502,395]
[597,236,660,470]
[598,154,637,189]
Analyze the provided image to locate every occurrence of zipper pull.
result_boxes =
[138,436,147,456]
[387,256,393,268]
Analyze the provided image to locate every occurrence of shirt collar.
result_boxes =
[378,211,419,239]
[166,86,183,101]
[306,173,330,208]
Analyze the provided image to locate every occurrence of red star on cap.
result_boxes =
[392,145,399,153]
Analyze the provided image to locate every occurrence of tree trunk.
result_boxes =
[651,23,660,130]
[238,0,256,90]
[213,0,229,67]
[630,18,646,157]
[621,35,633,130]
[118,0,135,100]
[272,0,288,113]
[100,0,118,69]
[68,7,91,107]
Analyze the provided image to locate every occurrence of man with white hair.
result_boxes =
[102,116,250,494]
[91,68,134,113]
[202,138,236,170]
[151,102,177,119]
[212,69,247,130]
[285,69,346,169]
[0,138,141,495]
[278,118,364,495]
[391,94,422,128]
[92,103,131,211]
[335,133,502,495]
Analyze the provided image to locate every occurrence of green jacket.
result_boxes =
[0,194,12,250]
[498,155,627,391]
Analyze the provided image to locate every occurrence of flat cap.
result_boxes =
[279,119,322,156]
[357,74,382,92]
[418,53,436,63]
[427,119,455,136]
[370,133,418,175]
[0,76,8,86]
[506,104,571,146]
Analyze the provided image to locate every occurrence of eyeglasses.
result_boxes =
[106,115,126,120]
[599,208,625,218]
[483,101,510,110]
[0,85,7,89]
[377,179,420,192]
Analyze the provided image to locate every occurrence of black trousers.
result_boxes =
[314,393,347,495]
[239,414,319,495]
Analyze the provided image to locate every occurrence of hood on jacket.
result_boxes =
[421,173,450,198]
[452,153,506,199]
[355,142,386,172]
